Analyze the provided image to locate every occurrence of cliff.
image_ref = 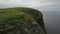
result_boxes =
[0,7,46,34]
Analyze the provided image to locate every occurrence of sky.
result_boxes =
[0,0,38,7]
[0,0,60,11]
[0,0,51,8]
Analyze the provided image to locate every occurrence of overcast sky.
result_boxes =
[0,0,60,11]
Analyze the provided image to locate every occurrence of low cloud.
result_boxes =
[0,0,55,8]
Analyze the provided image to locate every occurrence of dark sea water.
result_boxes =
[41,11,60,34]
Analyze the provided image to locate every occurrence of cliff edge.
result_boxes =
[0,7,46,34]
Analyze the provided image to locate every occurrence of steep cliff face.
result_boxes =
[0,7,46,34]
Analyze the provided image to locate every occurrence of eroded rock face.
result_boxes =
[0,7,46,34]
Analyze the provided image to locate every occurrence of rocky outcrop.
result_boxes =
[0,7,46,34]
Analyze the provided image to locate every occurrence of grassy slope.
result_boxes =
[0,7,46,33]
[0,8,35,31]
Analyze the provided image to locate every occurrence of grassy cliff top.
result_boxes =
[0,7,42,19]
[0,7,46,34]
[0,7,36,31]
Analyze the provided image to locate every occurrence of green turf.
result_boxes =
[0,7,46,34]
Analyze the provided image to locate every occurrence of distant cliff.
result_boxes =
[0,7,46,34]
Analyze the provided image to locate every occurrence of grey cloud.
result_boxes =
[0,0,41,8]
[0,0,54,8]
[36,2,60,11]
[0,0,60,10]
[46,0,60,2]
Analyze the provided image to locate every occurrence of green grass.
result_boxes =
[0,7,46,34]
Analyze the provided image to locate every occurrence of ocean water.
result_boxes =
[42,11,60,34]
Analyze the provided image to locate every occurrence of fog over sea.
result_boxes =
[0,0,60,34]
